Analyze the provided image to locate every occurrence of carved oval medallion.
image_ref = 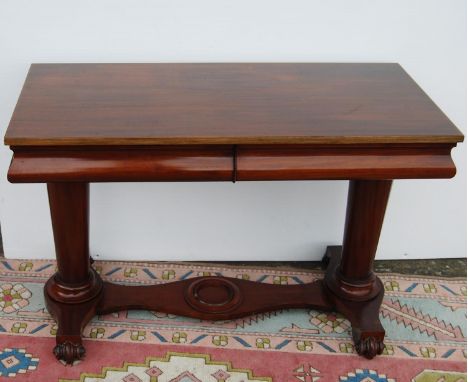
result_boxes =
[184,277,242,314]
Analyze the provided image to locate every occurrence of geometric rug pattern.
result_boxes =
[0,259,466,381]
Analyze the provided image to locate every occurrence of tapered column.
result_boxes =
[323,180,392,359]
[47,183,90,284]
[44,183,102,364]
[337,179,392,299]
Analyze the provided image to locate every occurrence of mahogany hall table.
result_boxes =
[4,63,463,364]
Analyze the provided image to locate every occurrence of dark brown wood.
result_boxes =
[47,183,90,283]
[236,144,457,181]
[7,143,458,183]
[324,247,385,359]
[4,63,464,365]
[97,277,332,320]
[5,63,463,146]
[340,180,393,281]
[9,146,233,183]
[44,275,101,365]
[45,183,102,364]
[323,179,392,359]
[325,180,392,302]
[43,245,385,364]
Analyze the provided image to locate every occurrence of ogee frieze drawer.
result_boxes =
[7,146,234,183]
[235,144,457,180]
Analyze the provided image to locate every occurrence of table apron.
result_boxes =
[7,144,457,183]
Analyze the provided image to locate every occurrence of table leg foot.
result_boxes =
[353,330,385,359]
[53,341,86,365]
[323,246,385,359]
[44,268,103,365]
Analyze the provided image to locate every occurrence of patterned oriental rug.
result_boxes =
[0,259,466,382]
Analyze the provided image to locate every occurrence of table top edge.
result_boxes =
[4,134,464,147]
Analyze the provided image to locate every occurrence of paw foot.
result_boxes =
[53,341,85,365]
[355,336,384,359]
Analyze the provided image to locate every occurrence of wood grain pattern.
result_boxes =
[45,182,102,364]
[5,63,463,146]
[325,181,392,301]
[7,63,463,364]
[9,146,233,182]
[323,247,385,359]
[7,143,458,183]
[236,144,457,180]
[47,183,90,284]
[97,277,331,321]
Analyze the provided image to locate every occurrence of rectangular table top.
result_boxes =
[4,63,463,147]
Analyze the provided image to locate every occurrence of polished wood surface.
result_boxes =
[98,276,331,320]
[10,146,234,182]
[4,63,463,364]
[45,182,102,364]
[325,180,392,301]
[47,183,90,284]
[340,180,392,281]
[236,144,457,180]
[324,247,385,359]
[5,63,463,146]
[7,143,457,183]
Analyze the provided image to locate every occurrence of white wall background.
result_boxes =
[0,0,466,261]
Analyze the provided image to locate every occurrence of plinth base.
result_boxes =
[44,246,385,364]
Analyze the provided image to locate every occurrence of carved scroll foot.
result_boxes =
[353,331,385,359]
[44,268,103,365]
[323,246,386,359]
[53,340,86,365]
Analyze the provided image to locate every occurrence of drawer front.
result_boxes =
[8,146,235,183]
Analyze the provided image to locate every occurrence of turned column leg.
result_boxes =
[44,183,103,364]
[324,179,392,359]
